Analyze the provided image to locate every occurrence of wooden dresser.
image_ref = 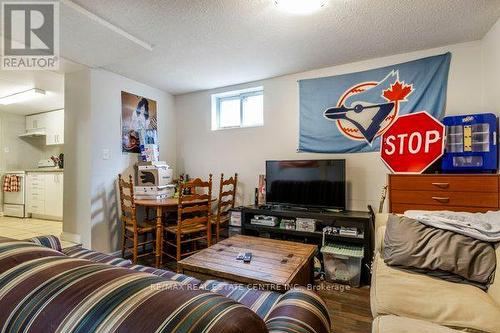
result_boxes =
[388,174,500,213]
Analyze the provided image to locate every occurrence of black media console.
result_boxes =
[239,205,374,285]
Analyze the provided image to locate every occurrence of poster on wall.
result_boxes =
[121,91,157,154]
[298,53,451,153]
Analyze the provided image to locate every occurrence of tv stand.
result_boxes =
[239,205,373,285]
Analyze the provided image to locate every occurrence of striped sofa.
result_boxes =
[61,245,202,287]
[0,236,331,333]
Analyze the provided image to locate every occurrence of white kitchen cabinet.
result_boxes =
[45,173,63,218]
[25,110,64,145]
[26,173,46,215]
[26,172,63,220]
[26,113,47,132]
[45,110,64,145]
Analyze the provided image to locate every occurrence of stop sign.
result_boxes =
[381,111,445,173]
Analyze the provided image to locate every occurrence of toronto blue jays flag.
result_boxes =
[298,53,451,153]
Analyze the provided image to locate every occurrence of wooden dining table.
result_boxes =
[134,197,215,268]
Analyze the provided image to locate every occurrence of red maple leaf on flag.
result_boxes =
[383,81,413,102]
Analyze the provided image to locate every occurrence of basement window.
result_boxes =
[211,87,264,130]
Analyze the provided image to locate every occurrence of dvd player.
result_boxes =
[250,215,279,227]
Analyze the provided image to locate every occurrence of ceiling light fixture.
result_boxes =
[275,0,327,15]
[0,88,46,105]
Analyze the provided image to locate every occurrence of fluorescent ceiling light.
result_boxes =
[275,0,327,15]
[0,88,46,105]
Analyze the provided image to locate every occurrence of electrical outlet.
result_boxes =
[102,148,110,160]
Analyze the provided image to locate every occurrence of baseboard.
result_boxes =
[61,231,81,244]
[31,213,63,221]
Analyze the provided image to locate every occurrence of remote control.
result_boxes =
[243,252,252,263]
[236,252,245,260]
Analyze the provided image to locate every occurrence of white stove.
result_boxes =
[3,170,26,218]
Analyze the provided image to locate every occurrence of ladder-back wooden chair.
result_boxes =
[118,174,156,264]
[213,173,238,243]
[163,174,213,262]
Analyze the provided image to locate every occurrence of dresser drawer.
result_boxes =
[391,190,498,208]
[389,175,498,192]
[391,203,497,214]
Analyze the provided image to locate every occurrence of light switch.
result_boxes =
[102,148,110,160]
[4,147,9,153]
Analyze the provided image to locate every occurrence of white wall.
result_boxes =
[63,68,176,252]
[482,18,500,113]
[175,41,484,211]
[0,113,40,172]
[89,69,176,252]
[63,69,92,246]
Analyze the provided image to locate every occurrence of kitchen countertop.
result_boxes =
[25,168,64,173]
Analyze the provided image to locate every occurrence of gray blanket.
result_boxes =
[405,210,500,242]
[384,215,496,286]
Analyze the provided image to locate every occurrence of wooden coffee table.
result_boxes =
[178,235,317,291]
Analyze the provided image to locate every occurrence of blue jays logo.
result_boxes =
[323,70,413,144]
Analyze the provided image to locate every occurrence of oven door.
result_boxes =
[4,174,25,205]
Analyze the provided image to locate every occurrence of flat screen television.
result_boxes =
[265,159,346,210]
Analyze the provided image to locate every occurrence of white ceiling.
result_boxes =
[0,70,64,116]
[0,47,85,115]
[58,0,500,95]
